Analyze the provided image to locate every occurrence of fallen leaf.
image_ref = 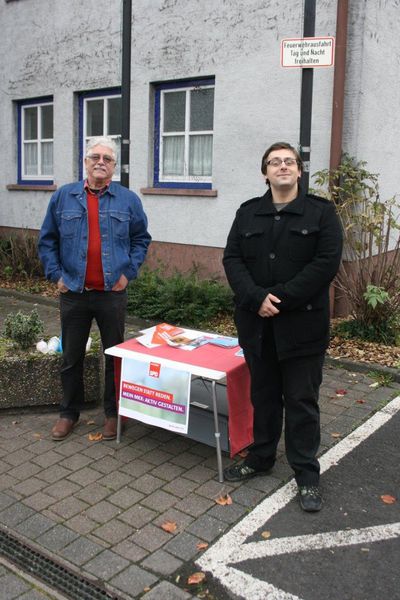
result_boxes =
[161,521,177,533]
[261,530,271,539]
[356,399,366,404]
[33,433,42,439]
[196,542,209,550]
[237,449,249,458]
[331,432,342,438]
[380,494,396,504]
[215,493,233,506]
[88,432,103,442]
[143,587,151,592]
[335,389,347,396]
[187,572,206,585]
[86,420,96,425]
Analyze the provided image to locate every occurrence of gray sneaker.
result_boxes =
[224,461,272,482]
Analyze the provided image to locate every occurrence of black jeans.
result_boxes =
[59,290,127,421]
[244,322,324,486]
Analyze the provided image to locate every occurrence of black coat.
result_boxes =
[223,187,343,359]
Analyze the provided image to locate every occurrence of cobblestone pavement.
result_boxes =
[0,290,399,599]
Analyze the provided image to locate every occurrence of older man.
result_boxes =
[39,136,151,441]
[223,142,342,511]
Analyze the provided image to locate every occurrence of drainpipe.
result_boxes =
[329,0,349,316]
[121,0,132,189]
[329,0,349,173]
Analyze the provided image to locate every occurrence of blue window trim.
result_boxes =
[153,77,215,190]
[17,96,53,185]
[78,87,121,180]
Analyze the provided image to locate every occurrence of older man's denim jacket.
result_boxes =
[38,181,151,292]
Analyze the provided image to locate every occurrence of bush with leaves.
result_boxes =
[313,155,400,345]
[3,309,44,350]
[127,266,234,328]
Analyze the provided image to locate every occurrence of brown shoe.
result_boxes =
[103,416,118,440]
[52,418,77,441]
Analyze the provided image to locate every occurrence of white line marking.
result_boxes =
[233,523,400,562]
[209,565,303,600]
[197,395,400,598]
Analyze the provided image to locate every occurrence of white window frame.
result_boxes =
[158,83,214,185]
[20,100,53,182]
[82,93,121,180]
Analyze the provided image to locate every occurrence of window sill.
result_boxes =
[141,187,218,197]
[7,184,57,192]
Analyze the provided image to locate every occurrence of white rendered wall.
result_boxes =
[7,1,397,252]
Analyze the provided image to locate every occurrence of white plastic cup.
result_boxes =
[47,336,61,353]
[36,340,48,354]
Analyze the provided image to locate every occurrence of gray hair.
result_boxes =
[85,137,118,161]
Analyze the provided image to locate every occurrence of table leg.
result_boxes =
[117,413,122,444]
[211,380,224,482]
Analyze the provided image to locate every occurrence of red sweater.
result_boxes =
[84,187,105,290]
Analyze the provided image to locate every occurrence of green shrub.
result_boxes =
[3,309,44,350]
[127,266,233,327]
[332,315,399,346]
[313,155,400,344]
[0,231,43,279]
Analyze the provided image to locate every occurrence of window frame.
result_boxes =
[154,78,215,190]
[78,88,122,181]
[17,96,54,185]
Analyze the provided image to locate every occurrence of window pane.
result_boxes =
[24,143,38,175]
[163,91,186,132]
[107,97,121,135]
[190,88,214,131]
[41,142,53,175]
[41,105,53,139]
[24,107,38,140]
[162,136,185,175]
[189,135,213,176]
[86,100,104,136]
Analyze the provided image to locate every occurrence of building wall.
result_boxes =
[1,1,397,277]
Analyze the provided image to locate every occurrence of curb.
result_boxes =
[325,355,400,383]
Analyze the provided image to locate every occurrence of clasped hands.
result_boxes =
[258,293,281,317]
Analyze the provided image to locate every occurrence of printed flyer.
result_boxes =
[119,357,191,434]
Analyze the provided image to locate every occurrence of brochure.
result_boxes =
[208,336,239,348]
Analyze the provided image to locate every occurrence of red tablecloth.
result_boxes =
[113,338,253,457]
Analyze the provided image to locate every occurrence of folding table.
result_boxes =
[105,334,253,482]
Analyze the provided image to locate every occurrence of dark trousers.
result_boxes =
[59,290,127,421]
[244,322,324,486]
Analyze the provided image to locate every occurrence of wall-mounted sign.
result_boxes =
[281,37,335,68]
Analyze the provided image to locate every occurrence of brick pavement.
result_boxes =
[0,290,399,599]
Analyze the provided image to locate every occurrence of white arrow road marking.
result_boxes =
[197,395,400,598]
[209,564,303,600]
[231,522,400,562]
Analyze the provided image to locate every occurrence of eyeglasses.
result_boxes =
[266,157,298,167]
[86,154,115,164]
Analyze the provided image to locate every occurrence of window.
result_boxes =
[18,97,53,184]
[79,89,121,180]
[154,79,215,189]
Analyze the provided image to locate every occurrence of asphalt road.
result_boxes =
[198,396,400,600]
